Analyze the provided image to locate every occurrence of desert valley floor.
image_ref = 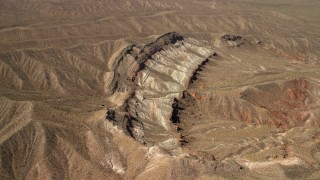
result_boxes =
[0,0,320,179]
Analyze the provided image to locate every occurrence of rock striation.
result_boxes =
[107,32,215,147]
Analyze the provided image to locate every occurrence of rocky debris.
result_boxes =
[190,56,212,84]
[215,34,247,47]
[221,35,243,42]
[171,98,182,124]
[106,32,215,148]
[106,109,116,120]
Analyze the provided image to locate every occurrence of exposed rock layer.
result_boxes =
[1,0,320,179]
[107,32,215,146]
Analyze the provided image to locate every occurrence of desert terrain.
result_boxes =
[0,0,320,179]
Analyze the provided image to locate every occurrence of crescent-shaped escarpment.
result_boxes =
[1,0,320,179]
[106,32,216,148]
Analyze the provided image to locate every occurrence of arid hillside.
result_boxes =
[0,0,320,179]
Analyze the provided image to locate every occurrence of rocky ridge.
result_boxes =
[107,32,215,148]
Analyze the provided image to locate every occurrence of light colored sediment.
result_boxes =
[1,0,320,179]
[107,33,215,146]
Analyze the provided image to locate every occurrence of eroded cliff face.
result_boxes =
[1,0,320,179]
[105,33,320,178]
[106,32,215,148]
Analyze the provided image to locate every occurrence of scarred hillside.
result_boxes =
[0,0,320,179]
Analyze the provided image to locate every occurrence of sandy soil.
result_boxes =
[0,0,320,179]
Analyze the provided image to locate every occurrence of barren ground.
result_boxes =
[0,0,320,179]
